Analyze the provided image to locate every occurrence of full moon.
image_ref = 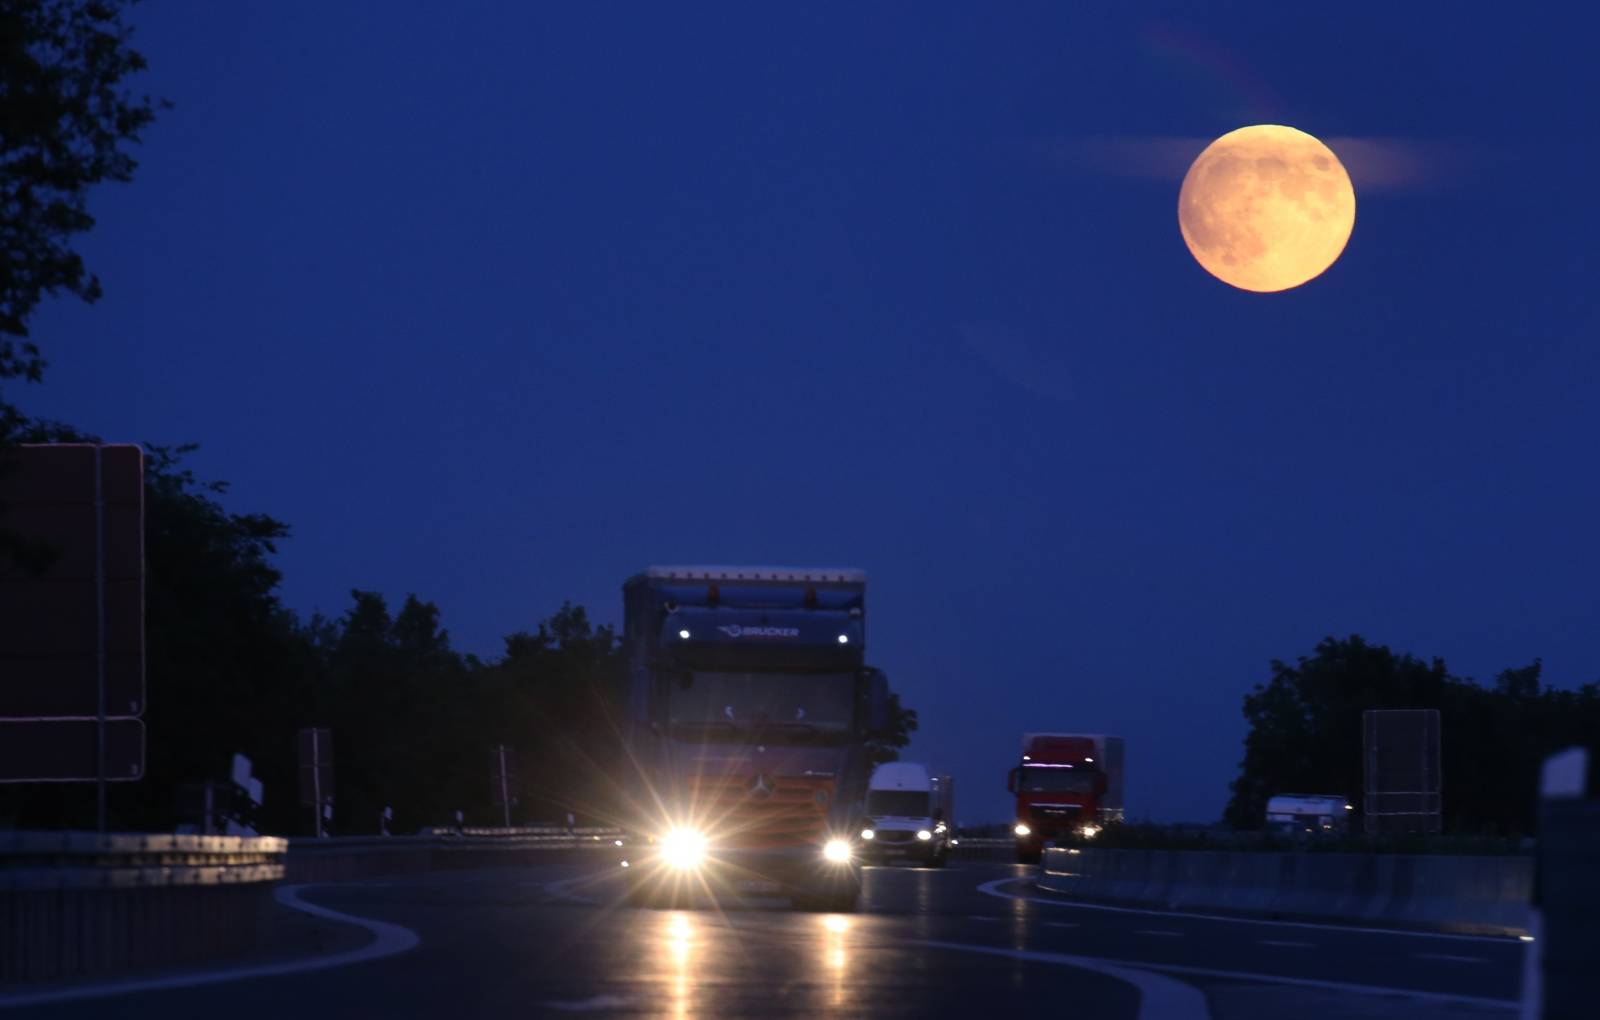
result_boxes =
[1178,125,1355,293]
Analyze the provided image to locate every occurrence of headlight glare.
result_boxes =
[860,828,875,840]
[1013,823,1032,837]
[823,839,851,863]
[916,829,932,841]
[660,828,706,869]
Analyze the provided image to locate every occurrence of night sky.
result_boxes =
[17,4,1599,824]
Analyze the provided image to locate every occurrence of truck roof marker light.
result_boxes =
[837,634,849,644]
[1344,804,1354,810]
[1022,755,1030,761]
[679,629,691,640]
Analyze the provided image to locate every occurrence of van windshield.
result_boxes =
[866,790,930,817]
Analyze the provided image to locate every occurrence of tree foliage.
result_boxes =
[1226,635,1600,835]
[0,0,160,382]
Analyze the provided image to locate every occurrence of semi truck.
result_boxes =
[616,566,892,910]
[1265,794,1351,835]
[1008,733,1125,863]
[860,762,951,866]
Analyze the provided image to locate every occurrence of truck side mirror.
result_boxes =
[1006,767,1019,794]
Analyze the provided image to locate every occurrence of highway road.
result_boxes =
[1,859,1525,1018]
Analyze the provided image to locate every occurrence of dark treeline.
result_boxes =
[2,415,626,833]
[1226,635,1600,836]
[1,412,918,835]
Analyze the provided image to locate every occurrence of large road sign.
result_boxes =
[0,444,145,801]
[0,719,145,782]
[1363,708,1443,834]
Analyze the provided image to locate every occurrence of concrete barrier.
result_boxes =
[1,832,287,983]
[1039,846,1531,936]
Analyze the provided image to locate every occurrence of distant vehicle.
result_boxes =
[615,566,894,910]
[861,762,950,866]
[1265,794,1352,835]
[1008,733,1125,863]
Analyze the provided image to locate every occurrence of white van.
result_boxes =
[861,762,949,866]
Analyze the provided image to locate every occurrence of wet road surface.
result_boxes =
[1,860,1525,1018]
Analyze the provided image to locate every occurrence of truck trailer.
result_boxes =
[1008,733,1125,863]
[616,566,892,910]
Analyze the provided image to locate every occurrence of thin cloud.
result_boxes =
[957,322,1074,403]
[1043,134,1480,193]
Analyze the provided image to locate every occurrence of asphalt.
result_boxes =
[0,860,1527,1019]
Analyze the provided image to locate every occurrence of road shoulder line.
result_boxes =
[0,884,421,1011]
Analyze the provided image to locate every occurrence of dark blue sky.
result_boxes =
[18,3,1599,823]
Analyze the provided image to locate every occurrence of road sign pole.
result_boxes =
[93,445,107,833]
[312,733,323,839]
[498,745,512,828]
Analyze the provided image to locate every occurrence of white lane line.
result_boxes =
[1044,921,1081,929]
[541,875,600,904]
[0,884,420,1011]
[1415,952,1491,964]
[918,940,1209,1020]
[1132,929,1184,938]
[1258,940,1315,949]
[544,995,635,1011]
[976,877,1526,945]
[918,939,1517,1012]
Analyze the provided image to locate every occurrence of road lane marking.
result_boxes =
[1258,940,1315,948]
[966,915,1002,922]
[0,884,420,1011]
[917,940,1210,1020]
[1415,952,1491,964]
[917,939,1517,1012]
[975,877,1526,945]
[541,874,601,904]
[544,995,635,1011]
[1132,929,1184,938]
[1044,921,1080,929]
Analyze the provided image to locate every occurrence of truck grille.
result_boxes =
[691,775,833,849]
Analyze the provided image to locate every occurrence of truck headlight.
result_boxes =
[1079,825,1101,839]
[660,828,706,869]
[916,829,932,841]
[822,839,851,863]
[860,828,875,840]
[1013,823,1031,837]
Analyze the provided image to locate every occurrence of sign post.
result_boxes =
[491,744,518,829]
[297,727,334,838]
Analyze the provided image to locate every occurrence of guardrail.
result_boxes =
[1037,846,1531,936]
[1,832,288,983]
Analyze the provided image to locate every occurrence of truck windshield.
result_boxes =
[866,790,930,817]
[1019,768,1098,794]
[667,671,854,740]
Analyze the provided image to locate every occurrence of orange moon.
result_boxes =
[1178,125,1355,292]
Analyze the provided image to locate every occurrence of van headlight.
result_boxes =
[860,828,875,840]
[822,839,852,863]
[916,829,932,841]
[660,829,706,869]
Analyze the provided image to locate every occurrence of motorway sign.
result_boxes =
[1363,708,1443,834]
[0,719,145,782]
[0,444,145,793]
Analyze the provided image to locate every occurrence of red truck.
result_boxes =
[1007,733,1125,863]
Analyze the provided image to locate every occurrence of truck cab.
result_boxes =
[860,762,949,867]
[615,566,892,910]
[1008,733,1125,864]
